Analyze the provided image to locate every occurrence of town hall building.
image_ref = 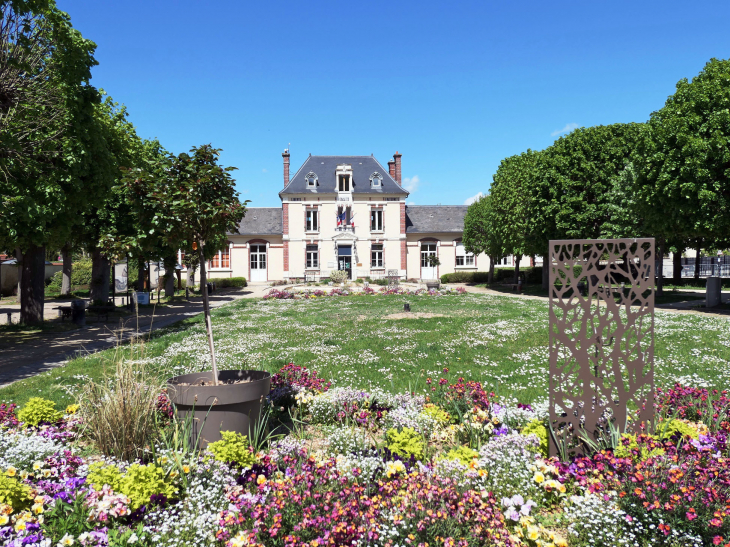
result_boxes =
[209,151,495,283]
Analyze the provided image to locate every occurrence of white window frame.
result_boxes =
[305,208,319,232]
[370,172,382,188]
[305,172,318,188]
[370,209,384,232]
[306,245,319,269]
[455,242,474,267]
[371,244,384,268]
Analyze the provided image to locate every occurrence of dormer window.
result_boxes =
[306,172,318,188]
[370,172,383,188]
[338,175,350,192]
[335,164,353,193]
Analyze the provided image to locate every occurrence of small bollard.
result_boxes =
[6,312,11,324]
[185,287,189,299]
[404,302,411,312]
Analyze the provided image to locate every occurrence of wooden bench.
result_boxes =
[54,306,72,321]
[87,305,115,322]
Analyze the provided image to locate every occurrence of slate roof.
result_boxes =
[280,155,408,195]
[405,206,468,233]
[230,207,282,235]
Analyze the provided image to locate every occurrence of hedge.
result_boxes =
[441,266,544,284]
[209,277,247,288]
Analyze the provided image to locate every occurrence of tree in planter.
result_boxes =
[463,194,504,284]
[123,145,247,385]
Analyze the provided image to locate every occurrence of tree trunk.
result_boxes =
[20,244,45,325]
[61,244,72,296]
[513,254,522,284]
[199,243,219,385]
[672,247,684,285]
[186,265,196,290]
[89,248,110,304]
[488,256,495,284]
[163,255,176,298]
[656,240,664,297]
[137,259,146,292]
[694,240,701,280]
[542,254,549,290]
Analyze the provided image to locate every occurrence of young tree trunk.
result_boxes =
[513,254,522,284]
[20,244,46,325]
[542,254,549,290]
[61,244,72,296]
[694,240,701,280]
[89,248,110,304]
[672,247,684,285]
[199,243,219,385]
[15,247,23,297]
[488,256,495,284]
[163,254,176,298]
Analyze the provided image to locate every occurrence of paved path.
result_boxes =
[0,284,272,387]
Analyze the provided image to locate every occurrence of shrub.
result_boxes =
[329,270,348,283]
[0,473,33,512]
[17,397,62,426]
[87,462,177,510]
[440,267,545,284]
[78,347,165,461]
[421,403,451,425]
[385,427,425,460]
[521,419,549,456]
[46,257,94,292]
[445,445,479,466]
[207,431,256,468]
[209,277,247,288]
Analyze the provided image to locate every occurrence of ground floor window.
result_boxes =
[455,243,474,266]
[371,244,383,268]
[209,247,230,269]
[306,245,319,268]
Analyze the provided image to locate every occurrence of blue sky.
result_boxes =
[58,0,730,208]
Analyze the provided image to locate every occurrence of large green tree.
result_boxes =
[631,58,730,290]
[0,0,102,323]
[123,145,247,383]
[462,193,503,284]
[490,150,543,283]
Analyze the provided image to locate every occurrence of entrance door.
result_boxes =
[421,243,437,279]
[250,244,267,282]
[338,245,352,280]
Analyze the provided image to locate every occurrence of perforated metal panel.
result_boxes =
[548,239,655,457]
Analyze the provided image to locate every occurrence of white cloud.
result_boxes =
[402,175,420,193]
[464,192,484,205]
[551,122,579,137]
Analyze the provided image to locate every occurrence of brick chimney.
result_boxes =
[388,159,396,180]
[282,149,290,188]
[393,151,402,185]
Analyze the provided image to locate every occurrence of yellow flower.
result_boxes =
[256,474,267,485]
[527,526,540,541]
[31,503,44,515]
[60,534,75,546]
[65,404,80,415]
[182,465,191,474]
[0,515,8,526]
[34,496,44,504]
[533,471,545,484]
[32,462,42,471]
[14,521,26,532]
[6,467,16,477]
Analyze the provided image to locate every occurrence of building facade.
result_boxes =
[213,151,496,282]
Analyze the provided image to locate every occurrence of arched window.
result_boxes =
[305,172,318,188]
[370,172,383,188]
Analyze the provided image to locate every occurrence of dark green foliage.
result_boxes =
[209,277,247,289]
[441,267,543,284]
[46,257,92,291]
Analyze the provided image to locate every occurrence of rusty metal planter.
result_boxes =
[167,370,271,449]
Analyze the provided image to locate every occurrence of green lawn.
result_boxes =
[1,293,728,408]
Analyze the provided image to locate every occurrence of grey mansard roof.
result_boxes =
[405,205,468,233]
[231,207,282,235]
[280,155,408,195]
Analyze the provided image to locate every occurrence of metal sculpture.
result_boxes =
[548,239,655,457]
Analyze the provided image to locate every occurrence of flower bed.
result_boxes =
[1,368,729,547]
